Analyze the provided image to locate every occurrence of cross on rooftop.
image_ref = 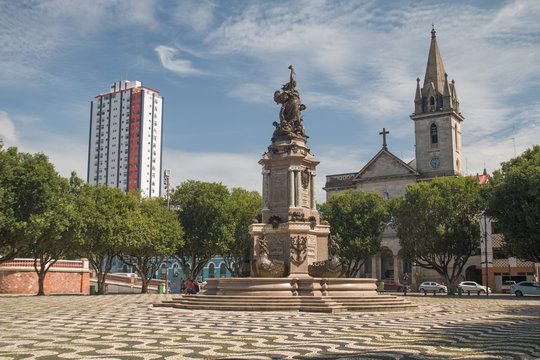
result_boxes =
[379,128,389,149]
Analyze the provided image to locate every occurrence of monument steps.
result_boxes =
[154,294,416,313]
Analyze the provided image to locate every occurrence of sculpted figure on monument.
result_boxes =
[253,236,286,278]
[289,211,305,222]
[301,168,310,189]
[273,65,307,139]
[308,235,348,278]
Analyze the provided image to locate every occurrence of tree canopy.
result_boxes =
[223,188,262,277]
[391,177,483,293]
[74,181,137,294]
[0,144,24,262]
[0,147,83,294]
[171,180,236,282]
[119,196,184,293]
[318,190,390,277]
[485,145,540,263]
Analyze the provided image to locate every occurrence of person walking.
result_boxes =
[378,281,384,294]
[403,275,409,296]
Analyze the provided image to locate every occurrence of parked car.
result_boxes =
[375,280,409,292]
[419,282,447,293]
[500,280,517,294]
[510,281,540,297]
[458,281,491,294]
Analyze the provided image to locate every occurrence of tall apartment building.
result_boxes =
[87,80,163,197]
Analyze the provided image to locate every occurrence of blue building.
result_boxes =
[110,256,231,281]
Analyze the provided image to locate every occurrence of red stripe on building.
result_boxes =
[128,92,142,192]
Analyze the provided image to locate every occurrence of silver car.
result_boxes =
[510,281,540,296]
[419,282,447,293]
[458,281,491,294]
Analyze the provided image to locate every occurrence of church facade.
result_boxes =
[323,29,482,288]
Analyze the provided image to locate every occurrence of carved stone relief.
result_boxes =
[290,236,307,266]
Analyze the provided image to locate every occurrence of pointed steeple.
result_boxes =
[423,26,447,95]
[411,28,465,179]
[413,27,460,115]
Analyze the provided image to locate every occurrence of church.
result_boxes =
[323,28,481,287]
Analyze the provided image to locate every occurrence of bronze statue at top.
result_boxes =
[272,65,307,140]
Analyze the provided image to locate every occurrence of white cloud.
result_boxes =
[173,0,216,33]
[0,111,18,145]
[0,1,160,85]
[200,0,540,179]
[155,45,203,76]
[11,114,41,124]
[162,149,261,193]
[228,83,270,104]
[13,131,88,180]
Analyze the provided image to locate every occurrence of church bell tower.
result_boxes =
[410,28,464,179]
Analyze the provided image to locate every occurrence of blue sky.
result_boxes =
[1,0,539,202]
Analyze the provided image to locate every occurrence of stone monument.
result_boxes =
[250,65,341,278]
[156,67,416,311]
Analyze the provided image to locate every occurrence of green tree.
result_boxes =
[223,188,262,277]
[171,181,235,283]
[318,190,390,277]
[391,177,483,294]
[0,144,25,263]
[9,151,82,295]
[119,196,184,293]
[485,145,540,263]
[74,182,135,294]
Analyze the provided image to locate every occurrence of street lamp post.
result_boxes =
[164,169,171,294]
[483,214,490,297]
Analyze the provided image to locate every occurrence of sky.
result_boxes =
[1,0,539,203]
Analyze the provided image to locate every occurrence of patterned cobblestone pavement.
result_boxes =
[0,294,539,359]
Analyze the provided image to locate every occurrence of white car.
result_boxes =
[419,282,447,293]
[501,280,517,294]
[458,281,491,295]
[510,281,540,297]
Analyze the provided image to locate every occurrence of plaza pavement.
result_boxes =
[0,293,539,359]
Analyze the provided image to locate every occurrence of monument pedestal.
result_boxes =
[203,277,378,296]
[155,277,417,312]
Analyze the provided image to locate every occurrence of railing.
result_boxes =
[96,273,166,286]
[0,258,89,271]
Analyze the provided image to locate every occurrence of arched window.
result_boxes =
[429,96,435,111]
[208,263,215,278]
[219,263,227,278]
[430,123,438,144]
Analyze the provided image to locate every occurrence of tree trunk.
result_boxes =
[37,269,46,296]
[141,278,148,294]
[140,276,149,293]
[138,258,150,294]
[445,274,454,295]
[34,256,49,296]
[97,273,106,295]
